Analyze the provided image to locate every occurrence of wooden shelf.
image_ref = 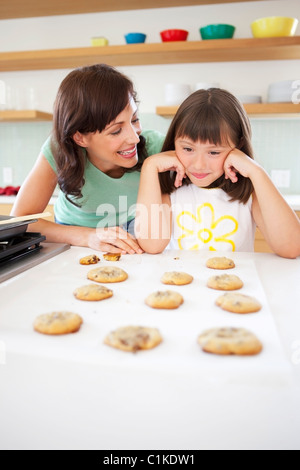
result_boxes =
[0,0,270,19]
[243,102,300,115]
[0,110,53,122]
[156,102,300,117]
[1,36,300,72]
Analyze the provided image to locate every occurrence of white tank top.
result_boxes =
[168,184,256,252]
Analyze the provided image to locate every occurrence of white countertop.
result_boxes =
[1,194,300,210]
[0,247,300,450]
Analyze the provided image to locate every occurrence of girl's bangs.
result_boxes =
[175,105,234,147]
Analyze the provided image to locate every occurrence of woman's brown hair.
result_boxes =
[52,63,146,204]
[159,88,254,204]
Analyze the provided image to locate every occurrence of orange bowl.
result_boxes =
[160,29,189,42]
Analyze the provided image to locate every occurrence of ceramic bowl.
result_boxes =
[164,83,191,105]
[199,24,235,40]
[267,80,297,102]
[251,17,298,38]
[160,29,189,42]
[237,95,262,104]
[124,32,147,44]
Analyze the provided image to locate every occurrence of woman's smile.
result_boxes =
[117,146,137,159]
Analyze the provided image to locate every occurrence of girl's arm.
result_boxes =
[224,149,300,259]
[11,154,142,254]
[135,152,185,254]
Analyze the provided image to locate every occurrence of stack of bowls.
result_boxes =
[164,83,191,106]
[267,80,297,102]
[251,16,298,38]
[237,95,262,104]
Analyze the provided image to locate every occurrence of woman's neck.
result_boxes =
[88,156,125,179]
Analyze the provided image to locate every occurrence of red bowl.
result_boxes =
[160,29,189,42]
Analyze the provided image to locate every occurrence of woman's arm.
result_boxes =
[224,149,300,259]
[11,154,143,254]
[135,152,185,254]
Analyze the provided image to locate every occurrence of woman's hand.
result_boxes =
[223,148,260,183]
[145,151,186,188]
[88,226,143,254]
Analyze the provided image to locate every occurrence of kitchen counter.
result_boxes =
[0,247,300,450]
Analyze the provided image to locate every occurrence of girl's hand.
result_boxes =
[144,151,186,188]
[223,148,259,183]
[88,226,143,254]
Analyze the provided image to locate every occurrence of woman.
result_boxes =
[11,64,164,253]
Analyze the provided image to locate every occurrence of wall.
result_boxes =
[0,0,300,193]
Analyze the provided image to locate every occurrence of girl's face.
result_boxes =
[175,136,234,187]
[75,96,142,177]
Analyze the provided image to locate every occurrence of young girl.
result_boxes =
[136,88,300,258]
[11,64,164,254]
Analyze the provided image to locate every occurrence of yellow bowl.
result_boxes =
[251,16,298,38]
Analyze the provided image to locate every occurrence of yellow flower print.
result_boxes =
[176,202,238,251]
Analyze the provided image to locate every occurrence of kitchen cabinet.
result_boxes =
[0,0,271,19]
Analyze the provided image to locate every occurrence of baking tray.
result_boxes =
[0,215,37,241]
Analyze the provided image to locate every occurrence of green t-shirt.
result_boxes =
[42,129,165,228]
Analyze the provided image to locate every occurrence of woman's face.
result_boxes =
[75,95,142,177]
[175,136,234,187]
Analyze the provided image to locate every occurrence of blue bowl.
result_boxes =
[124,32,147,44]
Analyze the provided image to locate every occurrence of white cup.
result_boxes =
[164,83,191,106]
[14,87,26,110]
[26,87,38,109]
[4,85,17,110]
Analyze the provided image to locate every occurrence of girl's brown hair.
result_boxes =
[159,88,254,204]
[52,63,146,204]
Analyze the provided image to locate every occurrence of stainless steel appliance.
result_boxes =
[0,215,69,282]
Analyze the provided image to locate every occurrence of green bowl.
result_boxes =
[200,23,236,40]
